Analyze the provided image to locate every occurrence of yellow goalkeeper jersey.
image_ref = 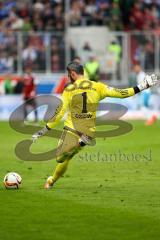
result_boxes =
[47,77,135,137]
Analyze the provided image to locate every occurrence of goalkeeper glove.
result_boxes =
[32,125,50,143]
[138,74,159,91]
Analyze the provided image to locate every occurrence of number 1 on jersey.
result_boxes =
[82,92,87,113]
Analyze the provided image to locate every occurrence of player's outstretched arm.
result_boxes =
[32,90,69,143]
[32,104,65,143]
[32,104,67,143]
[104,74,159,99]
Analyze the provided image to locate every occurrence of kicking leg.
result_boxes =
[44,130,82,189]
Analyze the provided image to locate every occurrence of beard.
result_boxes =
[68,73,74,83]
[70,77,74,83]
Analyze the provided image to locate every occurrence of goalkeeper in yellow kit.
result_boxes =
[32,62,159,189]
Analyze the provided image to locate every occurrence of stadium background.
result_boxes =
[1,2,160,240]
[0,0,160,120]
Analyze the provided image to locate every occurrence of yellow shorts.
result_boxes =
[56,129,82,163]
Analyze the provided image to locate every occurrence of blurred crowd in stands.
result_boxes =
[0,0,160,74]
[1,1,160,32]
[67,0,160,31]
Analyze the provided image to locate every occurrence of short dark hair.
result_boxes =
[67,62,84,75]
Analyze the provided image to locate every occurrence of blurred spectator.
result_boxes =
[133,63,146,86]
[85,56,100,81]
[108,40,122,79]
[83,0,97,25]
[43,2,54,26]
[109,2,123,30]
[108,40,121,64]
[153,19,160,34]
[22,67,38,122]
[3,74,16,94]
[143,7,156,30]
[34,0,44,12]
[9,13,24,31]
[51,54,61,72]
[132,62,151,111]
[134,44,146,69]
[144,41,155,71]
[110,2,121,20]
[51,37,65,72]
[66,1,81,26]
[129,2,144,30]
[0,1,11,20]
[109,15,123,31]
[85,0,97,16]
[96,0,110,12]
[14,77,24,94]
[22,45,38,65]
[52,3,64,31]
[66,0,81,26]
[22,34,45,71]
[0,52,14,73]
[22,16,33,32]
[119,0,134,28]
[0,28,17,73]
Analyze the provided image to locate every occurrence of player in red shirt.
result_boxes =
[23,67,38,122]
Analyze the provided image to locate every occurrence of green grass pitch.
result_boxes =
[0,121,160,240]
